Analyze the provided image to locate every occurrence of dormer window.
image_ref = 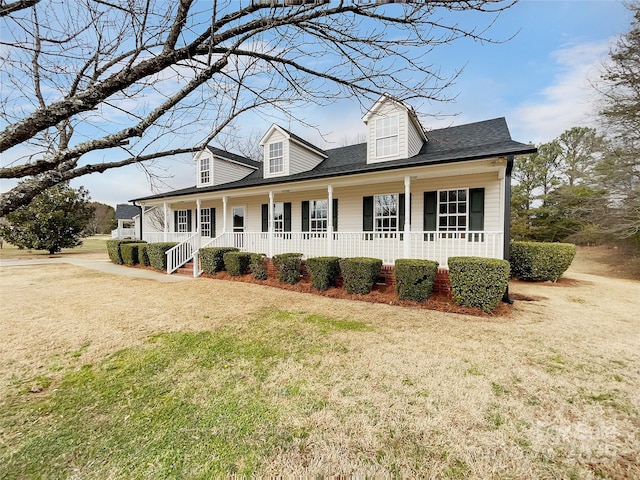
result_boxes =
[375,115,399,158]
[200,157,210,184]
[268,141,284,174]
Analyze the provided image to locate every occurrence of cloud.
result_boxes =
[509,39,613,143]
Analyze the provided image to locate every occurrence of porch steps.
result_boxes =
[172,260,195,277]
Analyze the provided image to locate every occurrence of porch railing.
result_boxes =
[111,228,136,239]
[165,232,200,274]
[144,232,194,243]
[200,231,503,268]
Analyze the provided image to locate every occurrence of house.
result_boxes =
[111,204,141,239]
[131,96,536,276]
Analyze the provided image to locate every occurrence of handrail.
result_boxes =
[165,232,200,274]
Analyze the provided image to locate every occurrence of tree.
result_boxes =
[598,0,640,245]
[87,202,116,235]
[0,184,94,253]
[556,127,605,187]
[0,0,515,216]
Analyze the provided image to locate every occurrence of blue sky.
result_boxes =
[3,0,632,207]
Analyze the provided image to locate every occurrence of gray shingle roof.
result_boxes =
[115,204,141,219]
[205,146,261,169]
[131,117,535,202]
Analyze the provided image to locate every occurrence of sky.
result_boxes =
[1,0,633,207]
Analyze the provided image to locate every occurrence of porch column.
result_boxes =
[222,196,228,234]
[163,202,168,242]
[327,184,334,256]
[268,191,274,258]
[404,176,411,258]
[139,203,145,241]
[196,198,202,247]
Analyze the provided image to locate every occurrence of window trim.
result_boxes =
[177,210,189,233]
[375,114,399,158]
[309,199,328,232]
[268,141,284,174]
[199,157,211,185]
[374,193,399,232]
[437,188,468,234]
[200,208,211,237]
[273,202,285,233]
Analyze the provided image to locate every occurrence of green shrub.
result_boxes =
[394,259,439,301]
[223,251,252,276]
[106,239,141,264]
[146,242,178,271]
[249,253,268,280]
[448,256,510,313]
[305,256,341,291]
[120,243,145,266]
[339,257,382,295]
[272,253,303,284]
[199,247,240,274]
[510,241,576,282]
[138,244,150,267]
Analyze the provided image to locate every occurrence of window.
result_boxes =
[375,194,398,232]
[438,189,467,232]
[268,141,284,174]
[201,209,211,237]
[375,116,399,158]
[309,199,328,232]
[200,157,210,184]
[177,210,189,232]
[273,202,284,232]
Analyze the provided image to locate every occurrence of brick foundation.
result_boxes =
[265,258,452,295]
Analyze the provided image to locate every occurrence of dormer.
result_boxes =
[195,146,259,188]
[363,95,428,164]
[260,124,327,179]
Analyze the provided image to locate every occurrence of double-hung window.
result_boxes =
[375,194,398,232]
[375,116,399,158]
[438,189,467,233]
[268,141,284,174]
[200,209,211,237]
[273,202,284,233]
[309,199,328,232]
[200,157,210,184]
[177,210,189,232]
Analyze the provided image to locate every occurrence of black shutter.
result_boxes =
[261,204,268,232]
[363,196,373,231]
[332,199,338,232]
[186,209,192,232]
[174,211,178,232]
[301,201,310,232]
[284,202,292,232]
[423,191,437,241]
[469,187,485,242]
[211,208,216,237]
[398,193,405,232]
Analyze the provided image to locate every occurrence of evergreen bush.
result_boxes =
[147,242,178,271]
[339,257,382,294]
[120,243,145,266]
[448,256,510,313]
[138,244,150,266]
[305,256,341,291]
[394,259,439,301]
[272,253,303,284]
[249,253,268,280]
[223,251,252,276]
[106,239,144,264]
[510,241,576,282]
[199,247,239,274]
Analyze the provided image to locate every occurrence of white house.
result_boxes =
[111,204,141,239]
[131,96,536,275]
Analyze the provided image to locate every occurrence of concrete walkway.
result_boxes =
[0,256,192,282]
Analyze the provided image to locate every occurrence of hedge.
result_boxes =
[249,253,268,280]
[223,251,252,276]
[510,241,576,282]
[138,244,150,267]
[448,256,510,313]
[272,253,303,284]
[339,257,382,295]
[106,239,142,264]
[199,247,239,274]
[306,256,341,291]
[147,242,178,271]
[120,243,146,266]
[394,259,439,302]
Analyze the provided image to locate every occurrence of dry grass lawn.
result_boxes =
[0,246,638,478]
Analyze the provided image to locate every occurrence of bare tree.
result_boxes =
[0,0,515,216]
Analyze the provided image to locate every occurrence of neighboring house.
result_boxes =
[131,96,536,274]
[111,204,141,239]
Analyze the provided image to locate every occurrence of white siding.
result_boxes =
[366,101,411,164]
[407,118,425,157]
[262,130,289,178]
[288,141,324,175]
[194,151,213,188]
[212,158,254,185]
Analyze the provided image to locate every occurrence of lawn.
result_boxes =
[0,235,110,260]
[0,249,638,478]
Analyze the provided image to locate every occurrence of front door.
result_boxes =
[232,206,245,248]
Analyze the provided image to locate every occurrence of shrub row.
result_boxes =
[273,253,303,284]
[394,259,439,302]
[448,257,510,313]
[305,256,341,291]
[510,241,576,282]
[199,247,239,274]
[146,242,178,271]
[339,257,382,294]
[106,239,143,265]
